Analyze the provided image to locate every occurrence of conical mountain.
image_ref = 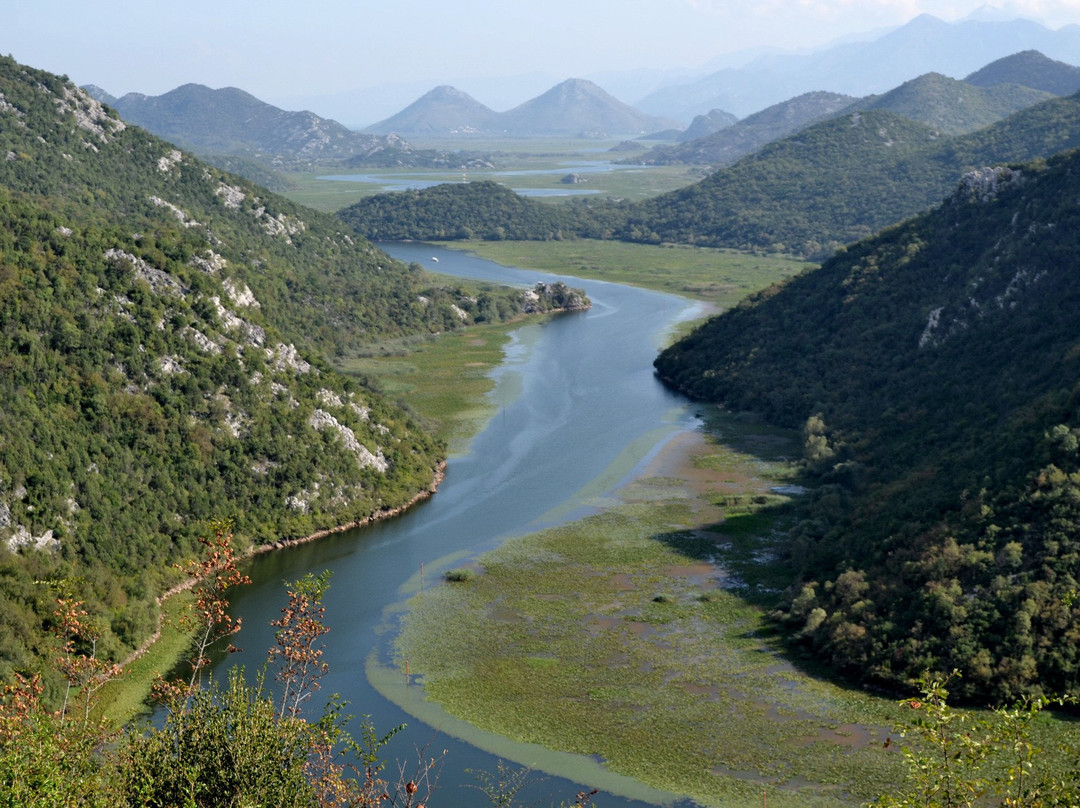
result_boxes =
[498,78,676,136]
[965,49,1080,96]
[364,85,500,135]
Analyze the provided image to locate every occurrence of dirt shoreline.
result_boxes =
[119,460,447,671]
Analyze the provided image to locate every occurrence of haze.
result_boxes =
[7,0,1080,126]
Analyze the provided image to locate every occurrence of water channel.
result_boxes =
[217,243,707,806]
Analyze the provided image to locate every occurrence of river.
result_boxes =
[217,243,706,807]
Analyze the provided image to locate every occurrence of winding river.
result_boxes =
[217,243,706,806]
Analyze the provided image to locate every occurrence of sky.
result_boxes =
[5,0,1080,123]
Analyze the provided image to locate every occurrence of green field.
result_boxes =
[278,136,705,213]
[439,239,812,309]
[387,410,1080,807]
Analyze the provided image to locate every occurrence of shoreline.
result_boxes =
[118,460,447,673]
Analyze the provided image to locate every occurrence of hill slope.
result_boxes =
[654,151,1080,700]
[107,83,412,168]
[338,92,1080,258]
[639,91,856,166]
[965,49,1080,96]
[0,55,548,683]
[847,71,1055,135]
[615,92,1080,256]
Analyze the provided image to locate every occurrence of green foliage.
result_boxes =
[443,568,476,583]
[339,95,1080,260]
[338,180,581,241]
[0,54,460,688]
[117,668,340,807]
[873,672,1079,807]
[654,148,1080,699]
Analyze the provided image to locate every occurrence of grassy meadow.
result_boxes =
[437,239,811,308]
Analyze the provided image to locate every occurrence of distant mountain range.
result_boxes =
[636,13,1080,120]
[639,51,1078,167]
[638,91,856,166]
[84,83,420,169]
[365,78,678,137]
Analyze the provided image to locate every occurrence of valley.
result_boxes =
[4,11,1080,802]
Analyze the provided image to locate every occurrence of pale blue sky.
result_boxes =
[5,0,1079,117]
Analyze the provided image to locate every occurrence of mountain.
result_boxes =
[498,78,675,136]
[965,49,1080,95]
[104,83,414,168]
[637,15,1080,120]
[366,78,678,138]
[846,71,1055,135]
[0,54,554,683]
[639,91,856,166]
[653,149,1080,701]
[612,90,1080,256]
[676,108,738,142]
[363,85,500,136]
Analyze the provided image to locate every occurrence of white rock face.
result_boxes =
[267,343,312,375]
[223,277,260,308]
[157,148,183,173]
[104,249,188,297]
[56,85,125,143]
[216,182,246,208]
[309,409,389,472]
[149,195,201,228]
[190,250,228,275]
[957,166,1025,204]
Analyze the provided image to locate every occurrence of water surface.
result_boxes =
[219,243,704,806]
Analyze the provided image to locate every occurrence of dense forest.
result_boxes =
[0,56,583,692]
[337,180,582,241]
[655,150,1080,701]
[339,93,1080,260]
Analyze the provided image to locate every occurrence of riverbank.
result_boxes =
[99,460,446,724]
[388,409,910,808]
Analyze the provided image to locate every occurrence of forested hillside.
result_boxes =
[655,149,1080,701]
[617,93,1080,256]
[0,55,567,688]
[342,93,1080,259]
[338,180,582,241]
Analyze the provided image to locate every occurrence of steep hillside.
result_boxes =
[620,110,952,255]
[965,49,1080,96]
[106,83,414,168]
[847,71,1055,135]
[363,85,501,136]
[639,91,856,166]
[655,151,1080,700]
[0,55,544,684]
[615,92,1080,256]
